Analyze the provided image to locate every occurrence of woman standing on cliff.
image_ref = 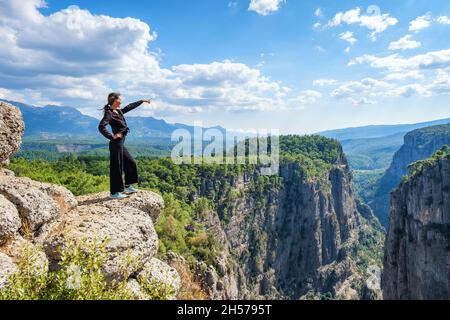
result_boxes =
[99,92,151,199]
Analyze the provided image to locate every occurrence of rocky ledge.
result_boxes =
[0,102,180,299]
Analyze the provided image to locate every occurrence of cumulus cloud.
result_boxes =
[290,90,322,107]
[325,10,450,105]
[315,8,323,18]
[437,16,450,25]
[328,7,398,40]
[313,22,322,30]
[345,49,450,100]
[332,68,450,104]
[248,0,284,16]
[339,31,357,45]
[331,78,384,106]
[384,70,424,81]
[409,13,432,32]
[332,78,391,99]
[0,0,292,116]
[331,77,394,105]
[349,49,450,72]
[313,79,338,87]
[388,35,421,51]
[387,84,430,98]
[429,70,450,95]
[162,60,291,112]
[348,97,378,106]
[0,3,158,77]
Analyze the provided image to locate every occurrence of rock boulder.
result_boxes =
[0,101,25,165]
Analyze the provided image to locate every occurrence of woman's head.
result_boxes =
[107,92,122,109]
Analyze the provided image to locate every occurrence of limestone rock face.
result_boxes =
[192,156,379,300]
[0,169,15,177]
[126,278,148,300]
[1,237,49,275]
[0,102,25,165]
[0,194,21,242]
[0,181,60,236]
[372,124,450,226]
[0,237,49,292]
[383,157,450,300]
[0,183,170,297]
[0,252,18,289]
[45,193,161,282]
[137,258,181,299]
[77,191,164,223]
[0,174,78,242]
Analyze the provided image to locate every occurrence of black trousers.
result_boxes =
[109,136,138,194]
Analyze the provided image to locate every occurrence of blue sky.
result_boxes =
[1,0,450,133]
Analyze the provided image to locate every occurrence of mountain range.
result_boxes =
[319,118,450,141]
[2,99,450,170]
[320,118,450,170]
[0,99,230,142]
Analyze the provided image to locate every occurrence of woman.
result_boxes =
[98,92,151,199]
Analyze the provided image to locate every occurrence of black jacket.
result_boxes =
[98,100,144,141]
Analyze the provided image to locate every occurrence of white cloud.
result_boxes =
[0,88,12,99]
[248,0,284,16]
[164,60,290,112]
[388,35,421,51]
[348,97,378,106]
[387,84,430,98]
[0,3,158,78]
[437,16,450,25]
[429,70,450,95]
[313,79,338,87]
[315,8,323,18]
[349,49,450,72]
[328,8,361,27]
[384,70,424,81]
[339,31,357,45]
[331,77,423,104]
[0,0,292,116]
[332,69,450,103]
[313,22,322,30]
[328,7,398,40]
[330,78,385,106]
[332,78,392,99]
[290,90,322,107]
[409,13,432,32]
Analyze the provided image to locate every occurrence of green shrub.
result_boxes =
[0,243,49,300]
[0,239,174,300]
[404,145,450,183]
[139,278,176,300]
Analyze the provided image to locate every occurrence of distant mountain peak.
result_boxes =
[0,99,240,141]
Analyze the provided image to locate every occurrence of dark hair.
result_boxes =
[102,92,121,112]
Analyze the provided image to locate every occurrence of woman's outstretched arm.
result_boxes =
[121,100,143,114]
[121,99,151,114]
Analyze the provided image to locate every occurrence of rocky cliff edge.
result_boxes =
[0,101,180,299]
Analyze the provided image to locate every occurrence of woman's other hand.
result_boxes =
[114,132,123,140]
[142,99,152,104]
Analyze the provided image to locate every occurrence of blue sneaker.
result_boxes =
[110,192,129,199]
[124,185,138,194]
